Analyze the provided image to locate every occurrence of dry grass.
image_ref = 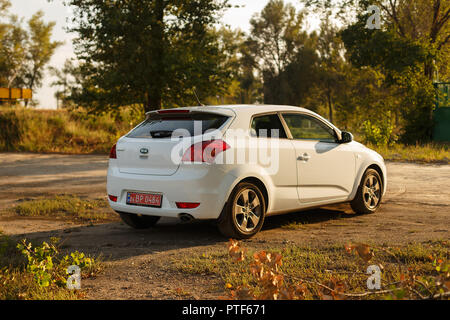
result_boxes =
[0,107,143,154]
[369,142,450,164]
[172,240,450,300]
[7,195,118,223]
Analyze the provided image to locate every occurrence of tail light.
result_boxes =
[182,140,230,163]
[108,195,118,202]
[176,202,200,209]
[109,144,117,159]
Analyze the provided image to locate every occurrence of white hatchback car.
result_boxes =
[107,105,387,238]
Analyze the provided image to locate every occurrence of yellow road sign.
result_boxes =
[0,88,32,100]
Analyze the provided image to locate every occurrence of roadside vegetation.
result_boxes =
[0,108,449,164]
[0,107,142,154]
[370,143,450,164]
[0,231,102,300]
[173,240,449,300]
[6,194,118,223]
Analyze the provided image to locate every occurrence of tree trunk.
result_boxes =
[327,90,333,123]
[145,90,162,113]
[424,61,434,80]
[144,0,165,113]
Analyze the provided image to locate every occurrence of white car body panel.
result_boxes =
[107,105,387,220]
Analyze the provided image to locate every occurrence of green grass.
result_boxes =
[7,195,118,222]
[369,142,450,164]
[172,241,449,300]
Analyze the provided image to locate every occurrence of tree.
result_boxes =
[248,0,318,105]
[248,0,311,77]
[1,7,61,109]
[0,15,27,88]
[303,0,450,80]
[49,59,80,109]
[314,16,348,123]
[338,1,441,142]
[65,0,231,113]
[204,27,262,105]
[18,11,62,106]
[0,0,9,13]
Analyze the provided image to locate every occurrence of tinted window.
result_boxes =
[251,114,287,139]
[128,113,229,138]
[282,113,336,142]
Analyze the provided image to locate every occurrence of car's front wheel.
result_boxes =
[218,182,266,239]
[118,212,160,229]
[351,168,383,214]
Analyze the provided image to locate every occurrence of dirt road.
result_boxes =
[0,153,449,299]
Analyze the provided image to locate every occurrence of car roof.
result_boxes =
[145,104,341,136]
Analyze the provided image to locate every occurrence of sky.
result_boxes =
[9,0,319,109]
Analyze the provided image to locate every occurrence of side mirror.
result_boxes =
[340,131,353,144]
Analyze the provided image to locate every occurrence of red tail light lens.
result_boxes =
[109,144,117,159]
[176,202,200,209]
[108,195,118,202]
[182,140,230,163]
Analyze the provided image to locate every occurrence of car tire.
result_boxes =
[218,182,266,239]
[118,212,160,229]
[350,169,383,214]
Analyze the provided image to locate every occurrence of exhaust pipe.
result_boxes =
[179,213,195,223]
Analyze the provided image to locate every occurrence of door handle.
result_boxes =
[297,153,311,161]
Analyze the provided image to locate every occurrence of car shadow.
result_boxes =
[7,203,359,262]
[262,203,355,231]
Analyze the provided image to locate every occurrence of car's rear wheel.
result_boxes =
[118,212,160,229]
[350,169,383,214]
[218,182,266,239]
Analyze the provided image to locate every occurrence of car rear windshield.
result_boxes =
[127,112,230,139]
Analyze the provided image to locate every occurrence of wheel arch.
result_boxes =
[350,161,387,201]
[238,177,269,210]
[367,164,384,189]
[222,175,270,213]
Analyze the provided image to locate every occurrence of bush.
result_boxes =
[0,110,22,151]
[362,111,397,147]
[0,236,102,300]
[400,74,436,144]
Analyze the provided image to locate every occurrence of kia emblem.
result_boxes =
[140,148,149,154]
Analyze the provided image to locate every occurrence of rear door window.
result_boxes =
[251,114,287,139]
[128,113,229,139]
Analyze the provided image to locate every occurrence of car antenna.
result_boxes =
[193,88,205,107]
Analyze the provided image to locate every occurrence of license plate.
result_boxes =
[126,192,162,208]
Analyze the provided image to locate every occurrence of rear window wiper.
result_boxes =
[149,130,174,138]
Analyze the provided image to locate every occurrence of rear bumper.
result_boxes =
[106,162,236,220]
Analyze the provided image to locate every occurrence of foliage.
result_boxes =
[398,73,437,143]
[0,6,61,97]
[49,59,80,109]
[246,0,319,106]
[362,111,397,146]
[17,239,60,287]
[0,234,102,300]
[16,238,98,288]
[65,0,231,113]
